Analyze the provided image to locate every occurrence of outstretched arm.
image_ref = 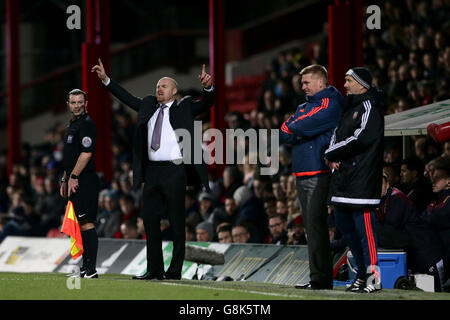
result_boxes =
[191,64,215,117]
[91,58,142,112]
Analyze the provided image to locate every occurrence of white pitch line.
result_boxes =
[159,282,308,299]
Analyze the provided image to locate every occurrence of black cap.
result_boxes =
[346,67,372,89]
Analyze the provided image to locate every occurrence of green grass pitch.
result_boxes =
[1,272,449,300]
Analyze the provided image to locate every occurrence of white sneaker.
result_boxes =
[361,283,382,293]
[346,278,366,292]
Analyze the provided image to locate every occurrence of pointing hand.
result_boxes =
[198,64,212,88]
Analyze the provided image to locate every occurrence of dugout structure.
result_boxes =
[384,99,450,158]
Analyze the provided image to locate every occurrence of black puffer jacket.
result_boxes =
[324,87,385,210]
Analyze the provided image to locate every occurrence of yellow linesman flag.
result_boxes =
[61,200,83,259]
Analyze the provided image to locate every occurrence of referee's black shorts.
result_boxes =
[69,171,100,223]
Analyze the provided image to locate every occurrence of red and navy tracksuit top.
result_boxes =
[422,189,450,261]
[280,86,344,179]
[376,187,444,273]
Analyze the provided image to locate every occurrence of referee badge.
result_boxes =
[82,136,92,148]
[67,135,73,143]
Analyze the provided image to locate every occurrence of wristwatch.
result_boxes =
[70,174,79,179]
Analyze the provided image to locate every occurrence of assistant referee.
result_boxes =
[60,89,100,278]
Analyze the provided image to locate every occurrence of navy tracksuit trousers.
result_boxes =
[334,207,379,280]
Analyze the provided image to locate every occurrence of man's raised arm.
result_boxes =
[191,64,215,117]
[91,58,142,111]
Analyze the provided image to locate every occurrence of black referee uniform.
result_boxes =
[62,111,100,277]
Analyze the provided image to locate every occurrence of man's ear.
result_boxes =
[319,77,325,89]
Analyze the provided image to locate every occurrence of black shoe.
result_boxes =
[295,282,313,290]
[132,272,163,280]
[443,279,450,293]
[296,282,331,290]
[84,271,98,279]
[163,273,181,280]
[65,267,86,278]
[346,278,366,292]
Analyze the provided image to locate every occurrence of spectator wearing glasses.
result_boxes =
[268,214,288,245]
[232,224,251,243]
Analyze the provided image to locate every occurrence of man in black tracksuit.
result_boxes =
[324,67,384,293]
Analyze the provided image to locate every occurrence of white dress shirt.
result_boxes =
[147,100,182,161]
[103,78,213,162]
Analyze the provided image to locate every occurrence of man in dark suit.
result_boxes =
[92,59,214,280]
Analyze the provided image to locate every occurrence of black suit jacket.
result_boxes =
[106,79,215,191]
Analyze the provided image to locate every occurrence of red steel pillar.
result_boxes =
[6,0,21,175]
[209,0,227,134]
[208,0,227,177]
[82,0,112,181]
[328,0,363,94]
[208,0,227,178]
[209,0,227,176]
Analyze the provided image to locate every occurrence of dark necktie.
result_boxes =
[151,104,167,151]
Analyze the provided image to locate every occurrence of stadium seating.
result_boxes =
[226,75,266,113]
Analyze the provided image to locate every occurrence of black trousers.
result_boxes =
[142,161,186,277]
[296,174,333,287]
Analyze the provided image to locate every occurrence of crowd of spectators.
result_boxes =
[254,0,450,123]
[364,0,450,114]
[0,0,449,287]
